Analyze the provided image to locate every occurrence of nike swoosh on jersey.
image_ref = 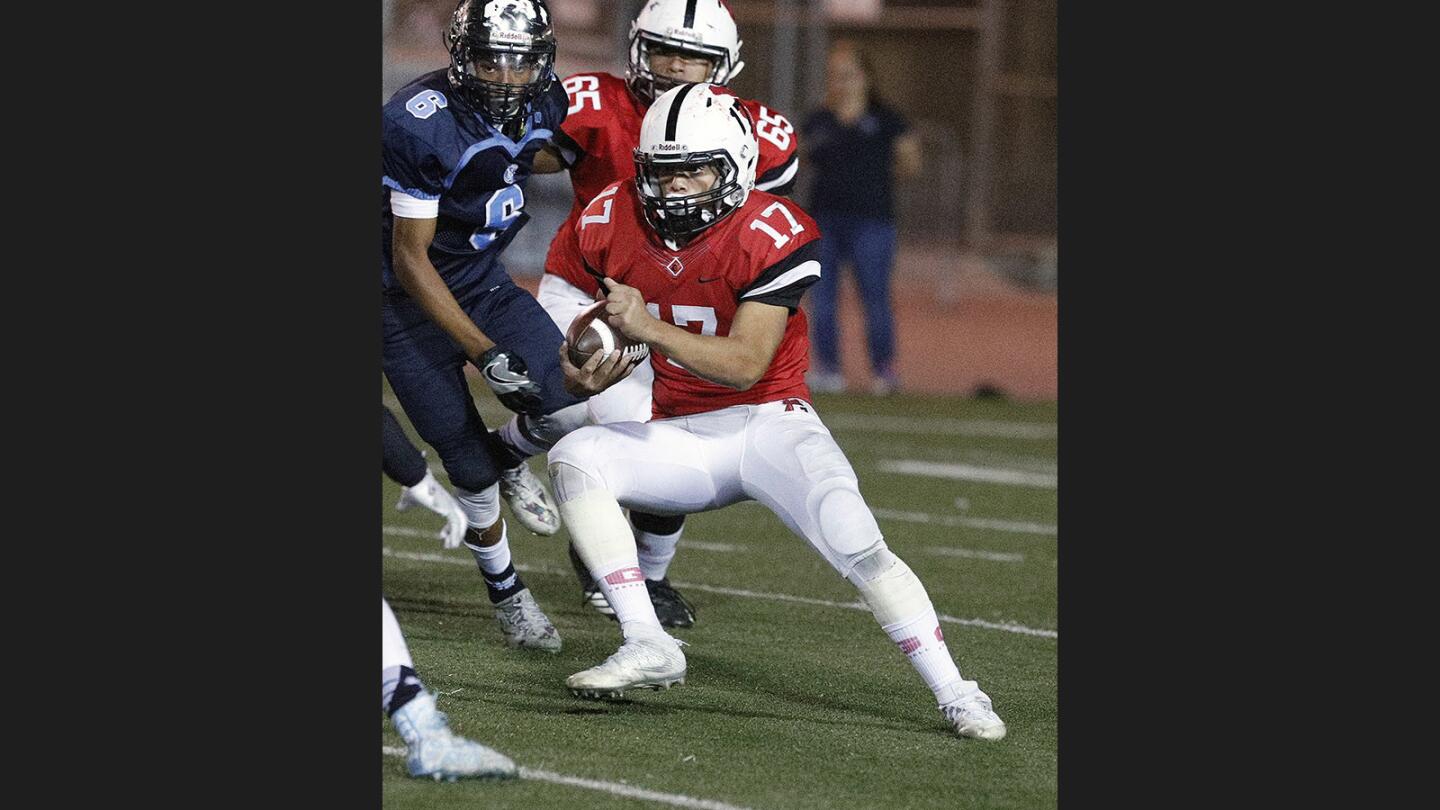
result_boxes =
[698,276,722,283]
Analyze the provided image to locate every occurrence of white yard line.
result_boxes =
[515,767,754,810]
[876,460,1057,489]
[683,535,1028,563]
[664,581,1056,639]
[381,541,1057,639]
[822,413,1056,440]
[871,508,1057,537]
[679,540,748,553]
[919,547,1025,563]
[384,526,460,542]
[380,747,753,810]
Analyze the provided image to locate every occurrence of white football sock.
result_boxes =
[881,608,978,706]
[849,550,976,705]
[455,482,501,528]
[465,522,513,580]
[383,599,424,714]
[595,560,666,639]
[556,485,664,638]
[498,417,547,459]
[382,598,413,671]
[635,525,683,580]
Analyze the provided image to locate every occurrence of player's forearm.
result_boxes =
[641,320,771,390]
[393,255,495,360]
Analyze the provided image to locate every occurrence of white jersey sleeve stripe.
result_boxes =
[755,154,799,192]
[741,260,821,299]
[389,188,440,219]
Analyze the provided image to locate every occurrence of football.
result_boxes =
[566,299,650,368]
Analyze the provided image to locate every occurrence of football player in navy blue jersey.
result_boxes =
[382,0,581,653]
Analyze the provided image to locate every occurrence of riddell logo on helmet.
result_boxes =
[654,142,687,151]
[664,26,701,42]
[490,29,534,44]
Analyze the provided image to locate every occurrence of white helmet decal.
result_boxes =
[484,1,545,25]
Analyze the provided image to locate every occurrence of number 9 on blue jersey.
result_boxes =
[469,185,525,249]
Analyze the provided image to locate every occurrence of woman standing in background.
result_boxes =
[801,40,921,396]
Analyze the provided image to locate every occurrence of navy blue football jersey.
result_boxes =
[381,69,568,293]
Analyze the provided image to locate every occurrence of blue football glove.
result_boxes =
[478,346,545,415]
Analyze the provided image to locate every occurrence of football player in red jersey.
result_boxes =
[527,0,800,628]
[545,83,1007,741]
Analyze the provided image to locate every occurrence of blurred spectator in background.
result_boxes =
[801,40,921,396]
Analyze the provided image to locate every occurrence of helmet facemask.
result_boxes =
[626,33,733,105]
[633,150,744,242]
[447,40,555,124]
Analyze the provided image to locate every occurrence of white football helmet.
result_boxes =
[626,0,745,104]
[633,82,758,241]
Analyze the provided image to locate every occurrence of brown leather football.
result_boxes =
[566,300,649,368]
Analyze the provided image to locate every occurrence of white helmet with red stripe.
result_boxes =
[633,82,758,241]
[626,0,745,104]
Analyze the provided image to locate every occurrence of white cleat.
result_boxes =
[391,692,518,781]
[494,588,562,653]
[567,633,687,699]
[499,463,561,536]
[941,692,1008,741]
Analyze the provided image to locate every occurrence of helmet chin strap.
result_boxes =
[652,196,723,247]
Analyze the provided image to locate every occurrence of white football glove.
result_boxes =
[395,469,469,550]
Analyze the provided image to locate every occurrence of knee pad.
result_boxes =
[546,430,606,503]
[455,482,501,529]
[631,511,685,535]
[547,458,604,506]
[845,546,932,628]
[806,476,884,573]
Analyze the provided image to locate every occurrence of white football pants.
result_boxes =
[547,398,884,576]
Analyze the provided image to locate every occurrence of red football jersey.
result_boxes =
[575,181,821,419]
[547,72,801,298]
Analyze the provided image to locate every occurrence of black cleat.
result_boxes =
[581,583,619,621]
[571,542,619,621]
[567,541,593,591]
[646,578,696,628]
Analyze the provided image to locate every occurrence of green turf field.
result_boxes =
[382,385,1057,809]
